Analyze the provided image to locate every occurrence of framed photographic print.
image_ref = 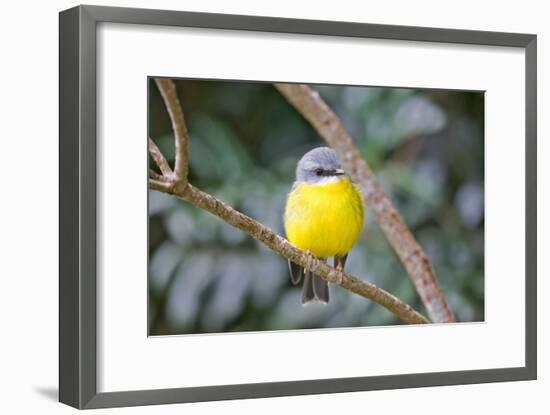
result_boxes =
[59,5,537,409]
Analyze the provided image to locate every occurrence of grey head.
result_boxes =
[296,147,345,184]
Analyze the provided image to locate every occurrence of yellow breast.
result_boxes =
[284,178,364,258]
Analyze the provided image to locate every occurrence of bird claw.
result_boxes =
[334,270,343,285]
[304,250,316,272]
[332,258,343,284]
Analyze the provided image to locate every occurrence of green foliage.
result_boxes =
[148,79,484,335]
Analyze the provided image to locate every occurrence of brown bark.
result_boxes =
[148,137,172,177]
[148,78,431,325]
[154,79,189,188]
[275,83,455,323]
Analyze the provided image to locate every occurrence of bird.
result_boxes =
[284,147,364,304]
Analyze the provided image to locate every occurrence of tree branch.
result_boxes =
[149,79,431,325]
[150,180,429,325]
[148,137,172,177]
[149,177,174,193]
[149,169,165,181]
[154,78,190,186]
[274,83,455,323]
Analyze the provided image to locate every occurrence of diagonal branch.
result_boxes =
[151,181,429,325]
[149,169,165,181]
[154,78,190,186]
[275,83,455,323]
[149,79,430,325]
[148,137,172,177]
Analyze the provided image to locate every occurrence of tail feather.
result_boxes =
[288,260,303,285]
[312,275,329,303]
[301,257,330,304]
[301,273,330,304]
[301,271,315,304]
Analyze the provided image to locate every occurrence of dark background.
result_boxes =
[148,79,484,335]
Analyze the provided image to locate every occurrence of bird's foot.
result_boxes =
[304,250,316,273]
[334,258,344,284]
[334,270,344,285]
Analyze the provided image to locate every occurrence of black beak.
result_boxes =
[330,169,345,176]
[316,168,346,177]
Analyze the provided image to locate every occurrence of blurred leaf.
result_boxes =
[454,181,484,229]
[189,114,255,181]
[150,241,183,294]
[166,253,215,328]
[393,95,446,137]
[201,254,253,332]
[149,190,176,216]
[164,207,195,247]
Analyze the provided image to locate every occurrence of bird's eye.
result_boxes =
[315,168,323,176]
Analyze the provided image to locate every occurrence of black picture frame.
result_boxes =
[59,5,537,409]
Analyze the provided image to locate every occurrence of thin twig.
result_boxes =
[154,79,190,186]
[149,178,174,193]
[149,169,165,181]
[148,137,173,177]
[148,179,429,325]
[275,83,455,323]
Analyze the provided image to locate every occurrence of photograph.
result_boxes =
[147,78,484,336]
[51,3,538,410]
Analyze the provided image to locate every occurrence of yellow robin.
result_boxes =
[284,147,364,304]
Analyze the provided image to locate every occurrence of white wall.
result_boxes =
[0,0,546,414]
